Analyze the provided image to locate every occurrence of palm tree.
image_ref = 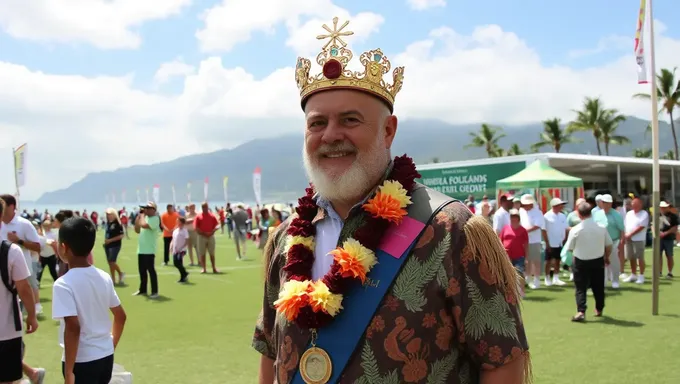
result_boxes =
[633,148,652,158]
[662,150,675,160]
[506,144,524,156]
[568,97,606,155]
[598,109,629,155]
[633,67,680,160]
[568,97,628,155]
[466,124,505,157]
[531,118,582,153]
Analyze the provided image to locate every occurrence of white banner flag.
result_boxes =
[136,189,141,204]
[253,167,262,205]
[152,184,160,204]
[634,0,648,84]
[171,185,177,206]
[187,182,192,203]
[121,189,126,204]
[13,144,27,189]
[223,176,229,203]
[203,177,209,201]
[112,192,116,205]
[145,188,150,202]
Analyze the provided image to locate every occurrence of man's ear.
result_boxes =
[383,114,398,149]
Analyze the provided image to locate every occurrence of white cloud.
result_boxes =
[407,0,446,11]
[1,12,680,200]
[195,0,384,54]
[154,58,196,85]
[0,0,192,49]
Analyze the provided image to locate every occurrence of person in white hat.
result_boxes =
[592,194,603,214]
[519,194,545,289]
[543,198,568,286]
[658,201,677,278]
[592,194,625,288]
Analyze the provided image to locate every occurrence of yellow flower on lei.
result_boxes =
[308,280,344,316]
[285,235,315,251]
[379,180,412,208]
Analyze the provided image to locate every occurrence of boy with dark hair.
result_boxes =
[53,217,127,383]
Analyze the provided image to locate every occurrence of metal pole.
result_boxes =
[617,163,622,196]
[672,167,676,206]
[648,0,661,315]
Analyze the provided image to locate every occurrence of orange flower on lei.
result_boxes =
[363,180,412,224]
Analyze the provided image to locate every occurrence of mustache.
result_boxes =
[316,142,358,156]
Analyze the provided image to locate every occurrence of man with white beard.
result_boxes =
[252,16,529,384]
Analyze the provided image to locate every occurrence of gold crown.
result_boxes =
[295,17,404,112]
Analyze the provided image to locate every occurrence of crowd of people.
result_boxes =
[0,194,290,383]
[489,192,675,322]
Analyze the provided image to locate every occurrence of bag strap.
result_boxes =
[0,240,22,332]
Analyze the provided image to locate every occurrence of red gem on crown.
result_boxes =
[323,59,342,79]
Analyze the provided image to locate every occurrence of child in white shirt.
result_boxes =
[170,217,190,283]
[52,217,127,384]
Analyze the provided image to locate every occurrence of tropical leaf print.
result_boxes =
[436,265,448,289]
[266,282,280,308]
[463,277,518,341]
[392,232,451,312]
[426,349,458,384]
[354,341,399,384]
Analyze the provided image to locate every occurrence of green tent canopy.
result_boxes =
[496,160,583,190]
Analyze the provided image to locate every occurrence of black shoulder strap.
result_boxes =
[407,182,458,224]
[0,240,22,331]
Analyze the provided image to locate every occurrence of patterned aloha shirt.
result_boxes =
[253,195,530,384]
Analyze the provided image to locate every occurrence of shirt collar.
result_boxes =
[314,160,394,224]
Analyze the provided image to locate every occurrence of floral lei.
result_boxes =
[274,155,421,329]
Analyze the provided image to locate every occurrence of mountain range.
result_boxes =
[36,116,676,204]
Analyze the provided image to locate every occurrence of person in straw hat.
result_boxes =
[252,16,530,384]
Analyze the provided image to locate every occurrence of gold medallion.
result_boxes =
[299,346,332,384]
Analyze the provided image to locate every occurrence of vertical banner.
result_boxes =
[203,177,209,201]
[223,176,229,203]
[634,0,648,84]
[152,184,160,204]
[253,167,262,205]
[145,187,150,202]
[112,191,116,205]
[171,184,177,206]
[187,182,192,203]
[136,188,141,205]
[13,144,27,189]
[121,189,126,204]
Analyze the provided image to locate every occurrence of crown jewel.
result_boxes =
[295,17,404,111]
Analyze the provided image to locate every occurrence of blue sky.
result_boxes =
[1,0,676,91]
[0,0,678,199]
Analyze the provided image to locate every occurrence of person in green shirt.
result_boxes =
[592,194,625,288]
[134,201,162,298]
[567,198,585,228]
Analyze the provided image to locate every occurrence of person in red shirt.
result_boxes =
[218,207,226,234]
[500,209,528,296]
[90,211,99,229]
[194,202,219,274]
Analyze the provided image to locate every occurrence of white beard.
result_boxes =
[303,135,388,203]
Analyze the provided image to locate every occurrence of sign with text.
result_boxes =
[417,161,526,200]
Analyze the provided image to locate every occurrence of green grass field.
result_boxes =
[22,230,680,384]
